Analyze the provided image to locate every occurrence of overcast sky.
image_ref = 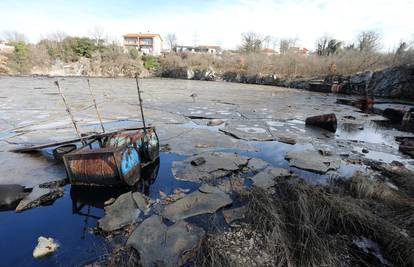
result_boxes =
[0,0,413,51]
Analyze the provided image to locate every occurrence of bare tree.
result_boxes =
[316,35,342,56]
[241,32,265,53]
[279,38,296,54]
[1,31,27,43]
[166,33,177,50]
[357,31,381,52]
[88,25,105,45]
[47,31,68,42]
[262,35,271,48]
[316,35,330,56]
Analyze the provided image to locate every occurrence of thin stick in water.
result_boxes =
[135,75,146,129]
[54,80,86,145]
[87,78,105,133]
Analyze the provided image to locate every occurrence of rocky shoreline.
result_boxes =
[159,63,414,100]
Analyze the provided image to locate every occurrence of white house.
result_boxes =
[0,40,14,53]
[174,45,221,54]
[123,33,163,56]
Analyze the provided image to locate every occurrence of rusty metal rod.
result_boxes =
[54,80,86,146]
[86,78,105,133]
[135,75,146,129]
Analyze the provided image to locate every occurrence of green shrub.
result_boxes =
[72,37,97,58]
[9,41,32,73]
[142,55,158,69]
[128,48,140,60]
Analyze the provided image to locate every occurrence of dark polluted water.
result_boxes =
[0,118,412,266]
[0,152,197,267]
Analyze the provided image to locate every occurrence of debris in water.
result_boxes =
[191,156,206,166]
[16,185,63,212]
[172,152,249,182]
[305,113,337,132]
[250,167,291,189]
[285,150,341,173]
[33,236,59,258]
[98,192,141,232]
[207,119,224,126]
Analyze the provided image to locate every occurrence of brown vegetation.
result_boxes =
[196,175,414,267]
[159,46,414,79]
[2,36,146,77]
[1,30,413,79]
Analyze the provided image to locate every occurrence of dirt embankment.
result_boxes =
[159,64,414,100]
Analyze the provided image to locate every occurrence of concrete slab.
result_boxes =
[98,192,141,232]
[286,150,341,173]
[161,187,232,222]
[127,215,205,267]
[172,152,249,182]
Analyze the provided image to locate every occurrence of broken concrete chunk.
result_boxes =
[127,215,205,267]
[250,167,291,189]
[172,152,249,182]
[220,120,275,141]
[198,183,225,194]
[305,113,337,132]
[98,192,141,232]
[223,206,247,224]
[278,136,297,145]
[191,156,206,166]
[286,150,341,174]
[247,157,270,173]
[104,198,115,206]
[16,185,63,212]
[132,192,152,212]
[33,236,59,258]
[161,189,232,222]
[207,119,224,126]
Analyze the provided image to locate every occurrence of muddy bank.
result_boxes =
[159,63,414,100]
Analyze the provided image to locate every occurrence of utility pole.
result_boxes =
[192,30,198,47]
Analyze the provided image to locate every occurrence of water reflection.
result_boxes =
[70,158,160,217]
[336,121,397,146]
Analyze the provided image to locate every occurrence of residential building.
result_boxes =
[288,47,309,55]
[175,45,196,53]
[262,48,278,55]
[123,33,163,56]
[0,40,14,53]
[197,45,221,54]
[174,45,221,54]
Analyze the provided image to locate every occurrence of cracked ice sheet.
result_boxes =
[156,123,254,156]
[0,151,66,188]
[150,101,240,120]
[172,152,250,182]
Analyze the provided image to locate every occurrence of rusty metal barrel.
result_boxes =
[142,128,159,162]
[305,113,337,133]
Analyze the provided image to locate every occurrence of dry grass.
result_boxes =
[159,49,414,78]
[344,173,414,238]
[241,179,414,267]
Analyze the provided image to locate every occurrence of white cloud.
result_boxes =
[0,0,413,51]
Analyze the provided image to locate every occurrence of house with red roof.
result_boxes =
[123,33,163,56]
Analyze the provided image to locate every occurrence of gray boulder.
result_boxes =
[369,64,414,99]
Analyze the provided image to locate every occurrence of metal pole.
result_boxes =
[86,79,105,133]
[54,81,86,146]
[135,75,146,129]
